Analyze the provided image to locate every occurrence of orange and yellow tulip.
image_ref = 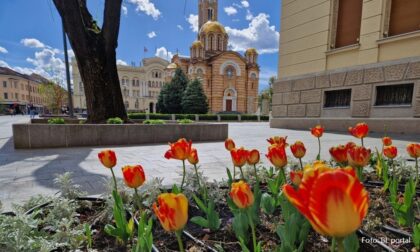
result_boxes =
[153,193,188,232]
[347,146,371,167]
[164,138,192,161]
[290,170,303,186]
[230,147,249,167]
[290,141,306,159]
[225,138,236,151]
[122,165,146,189]
[247,149,260,165]
[383,145,397,159]
[283,167,369,238]
[229,180,255,209]
[382,137,392,147]
[348,123,369,139]
[266,144,288,169]
[310,125,324,138]
[329,145,348,164]
[98,150,117,169]
[406,143,420,158]
[267,136,288,147]
[187,148,199,165]
[346,141,356,150]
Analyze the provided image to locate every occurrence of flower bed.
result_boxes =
[2,122,420,251]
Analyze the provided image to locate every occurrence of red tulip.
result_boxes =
[290,170,303,186]
[266,144,287,169]
[348,123,369,139]
[267,136,288,147]
[290,141,306,159]
[382,137,392,147]
[164,138,192,161]
[383,146,397,159]
[229,180,255,209]
[122,165,146,188]
[406,143,420,158]
[347,146,371,167]
[310,125,324,138]
[98,150,117,169]
[225,138,236,151]
[230,147,249,167]
[247,149,260,165]
[187,148,199,165]
[329,145,348,164]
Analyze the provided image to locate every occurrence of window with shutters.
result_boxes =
[324,89,351,108]
[375,83,413,106]
[331,0,363,48]
[388,0,420,36]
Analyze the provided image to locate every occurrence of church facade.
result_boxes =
[165,0,260,114]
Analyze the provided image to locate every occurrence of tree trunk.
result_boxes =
[53,0,127,123]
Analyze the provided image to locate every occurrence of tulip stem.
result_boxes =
[317,137,321,160]
[253,164,260,184]
[175,231,185,252]
[180,160,186,191]
[361,138,364,147]
[239,166,245,180]
[134,188,141,211]
[331,238,336,252]
[110,168,118,194]
[299,158,304,170]
[415,158,418,186]
[247,210,257,252]
[337,238,344,252]
[233,165,236,180]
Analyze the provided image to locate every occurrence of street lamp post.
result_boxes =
[62,21,74,117]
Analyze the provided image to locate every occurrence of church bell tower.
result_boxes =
[198,0,218,30]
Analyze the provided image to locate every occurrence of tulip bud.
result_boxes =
[406,143,420,158]
[224,138,236,151]
[122,165,146,188]
[247,149,260,165]
[229,180,254,209]
[310,125,324,138]
[230,147,248,167]
[98,150,117,169]
[153,193,188,232]
[382,137,392,146]
[290,141,306,159]
[187,148,199,165]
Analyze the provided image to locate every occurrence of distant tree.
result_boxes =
[182,79,209,114]
[39,82,67,114]
[164,68,188,114]
[156,83,169,113]
[53,0,127,123]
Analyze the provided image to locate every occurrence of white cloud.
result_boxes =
[224,6,238,16]
[0,60,10,68]
[226,13,280,54]
[25,48,66,82]
[177,25,184,31]
[187,14,198,32]
[20,38,45,48]
[117,59,128,66]
[241,1,250,8]
[147,31,157,38]
[121,5,128,16]
[0,46,8,54]
[128,0,161,20]
[246,9,253,21]
[155,47,173,61]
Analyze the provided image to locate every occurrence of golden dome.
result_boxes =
[191,40,203,48]
[200,21,227,34]
[167,63,178,69]
[245,48,258,55]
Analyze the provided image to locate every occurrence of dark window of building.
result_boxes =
[4,93,8,99]
[389,0,420,36]
[324,89,351,108]
[335,0,363,48]
[2,81,6,88]
[375,83,413,106]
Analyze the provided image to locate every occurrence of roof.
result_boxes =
[245,48,258,55]
[0,67,50,83]
[200,21,227,34]
[191,40,204,48]
[166,63,178,69]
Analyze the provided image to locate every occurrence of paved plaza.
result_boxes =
[0,115,418,211]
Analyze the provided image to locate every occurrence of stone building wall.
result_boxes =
[272,57,420,120]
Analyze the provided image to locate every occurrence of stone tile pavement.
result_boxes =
[0,115,418,211]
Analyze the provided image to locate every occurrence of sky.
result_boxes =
[0,0,281,92]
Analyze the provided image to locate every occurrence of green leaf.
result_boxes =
[343,232,359,252]
[261,193,276,215]
[207,199,221,231]
[192,194,208,213]
[226,168,233,187]
[172,184,181,194]
[413,223,420,249]
[238,237,251,252]
[233,211,249,243]
[190,216,209,228]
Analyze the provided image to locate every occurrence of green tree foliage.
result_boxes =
[182,79,209,114]
[157,68,188,114]
[39,81,67,114]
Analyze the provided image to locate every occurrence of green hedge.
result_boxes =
[199,114,218,121]
[260,115,269,121]
[175,114,196,120]
[149,114,171,120]
[128,113,147,120]
[240,115,258,121]
[220,114,239,121]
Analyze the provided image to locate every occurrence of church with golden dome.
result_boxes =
[165,0,259,114]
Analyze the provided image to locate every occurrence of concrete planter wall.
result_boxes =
[13,123,228,149]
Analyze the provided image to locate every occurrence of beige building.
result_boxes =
[165,0,260,114]
[72,57,169,113]
[272,0,420,133]
[0,67,48,114]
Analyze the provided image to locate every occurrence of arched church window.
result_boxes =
[226,67,235,79]
[209,34,214,51]
[197,68,203,77]
[208,8,213,21]
[218,35,223,51]
[251,73,257,80]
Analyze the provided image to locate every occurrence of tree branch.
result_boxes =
[102,0,122,53]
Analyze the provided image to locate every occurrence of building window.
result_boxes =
[250,73,257,80]
[2,81,6,88]
[4,93,8,99]
[208,8,213,21]
[226,67,234,79]
[375,83,413,106]
[324,89,351,108]
[388,0,420,36]
[332,0,363,48]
